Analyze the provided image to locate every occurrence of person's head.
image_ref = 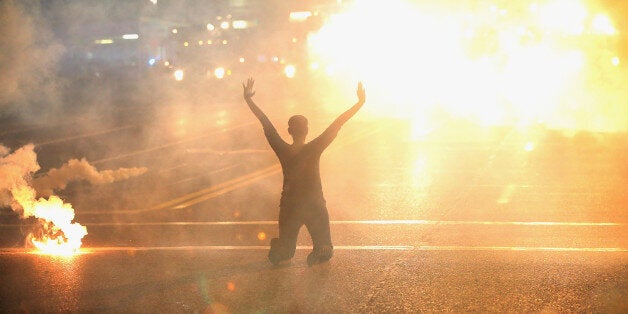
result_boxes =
[288,115,308,140]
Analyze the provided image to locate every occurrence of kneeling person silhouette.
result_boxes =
[242,78,366,266]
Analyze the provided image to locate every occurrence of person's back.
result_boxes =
[242,78,365,266]
[264,114,340,208]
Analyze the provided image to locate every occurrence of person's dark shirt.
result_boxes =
[263,124,340,207]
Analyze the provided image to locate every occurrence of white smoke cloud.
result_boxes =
[0,144,40,216]
[32,158,148,197]
[0,0,65,116]
[1,143,147,252]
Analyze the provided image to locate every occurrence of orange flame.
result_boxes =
[11,178,87,256]
[28,196,88,255]
[2,144,88,255]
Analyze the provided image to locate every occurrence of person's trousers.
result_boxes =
[268,199,333,262]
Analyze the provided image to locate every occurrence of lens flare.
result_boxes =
[308,0,626,132]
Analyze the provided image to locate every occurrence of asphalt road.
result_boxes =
[0,90,626,312]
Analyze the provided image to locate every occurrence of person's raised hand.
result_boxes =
[356,82,365,104]
[242,77,256,99]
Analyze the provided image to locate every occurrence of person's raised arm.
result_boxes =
[242,77,274,131]
[329,82,366,131]
[311,82,366,150]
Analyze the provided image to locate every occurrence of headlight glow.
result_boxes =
[214,67,226,79]
[174,69,184,81]
[284,65,296,78]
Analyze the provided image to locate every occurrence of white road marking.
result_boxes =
[1,220,624,227]
[74,220,625,227]
[0,245,625,255]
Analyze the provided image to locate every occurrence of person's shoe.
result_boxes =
[307,246,333,266]
[268,238,292,265]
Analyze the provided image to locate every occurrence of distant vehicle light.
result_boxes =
[122,34,139,40]
[220,21,230,29]
[232,20,248,29]
[206,23,215,31]
[94,39,114,45]
[148,58,156,66]
[183,41,189,47]
[284,65,296,78]
[171,28,178,34]
[214,67,226,79]
[174,69,184,81]
[239,57,245,63]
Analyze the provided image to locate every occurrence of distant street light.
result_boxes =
[122,34,139,40]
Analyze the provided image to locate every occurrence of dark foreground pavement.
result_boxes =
[0,248,625,313]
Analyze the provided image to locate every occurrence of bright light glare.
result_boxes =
[591,14,616,35]
[174,69,184,81]
[284,65,296,78]
[536,0,588,35]
[94,39,113,44]
[290,11,313,22]
[308,0,626,132]
[232,20,249,29]
[214,67,226,79]
[524,142,535,152]
[122,33,139,40]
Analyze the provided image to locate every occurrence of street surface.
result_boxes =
[1,90,626,312]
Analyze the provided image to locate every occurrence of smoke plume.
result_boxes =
[1,143,147,252]
[0,144,40,216]
[0,0,65,117]
[33,158,148,197]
